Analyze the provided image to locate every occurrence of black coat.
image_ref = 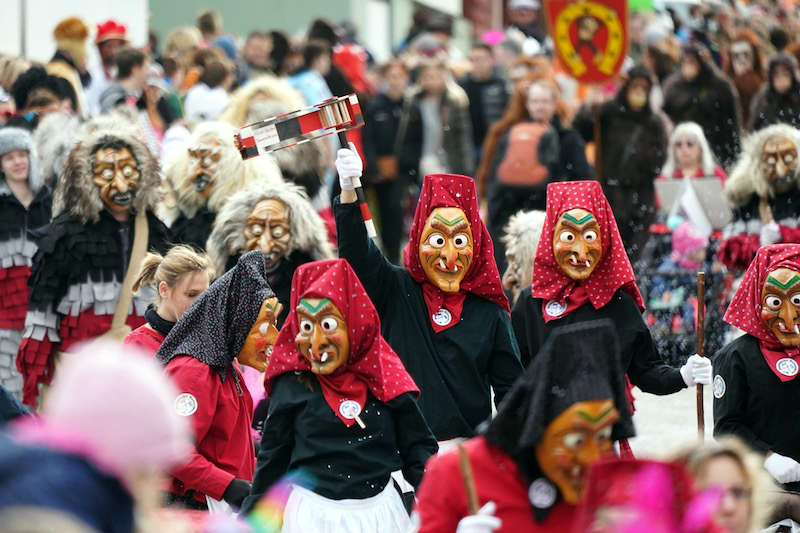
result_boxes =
[0,185,52,244]
[713,334,800,491]
[242,374,436,510]
[459,73,509,150]
[511,286,686,394]
[749,86,800,131]
[663,69,742,170]
[335,199,523,440]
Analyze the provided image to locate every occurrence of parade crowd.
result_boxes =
[3,1,800,531]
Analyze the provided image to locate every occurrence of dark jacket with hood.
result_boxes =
[573,66,669,248]
[749,53,800,131]
[663,45,742,170]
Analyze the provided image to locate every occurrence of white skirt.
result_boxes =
[281,481,411,533]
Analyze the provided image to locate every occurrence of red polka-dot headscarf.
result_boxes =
[403,174,509,333]
[264,258,418,426]
[724,244,800,381]
[531,181,644,321]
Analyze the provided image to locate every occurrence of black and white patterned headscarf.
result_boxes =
[157,251,274,383]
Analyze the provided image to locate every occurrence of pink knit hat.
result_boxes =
[41,341,191,476]
[671,222,708,270]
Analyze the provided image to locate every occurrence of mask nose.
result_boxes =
[259,231,274,252]
[112,171,128,193]
[444,240,457,270]
[779,302,798,330]
[776,158,788,178]
[310,326,325,354]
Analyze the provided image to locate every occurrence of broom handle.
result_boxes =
[696,271,706,438]
[338,132,376,239]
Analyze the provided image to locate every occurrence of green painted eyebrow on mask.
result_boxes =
[299,297,332,313]
[767,275,800,291]
[562,212,594,225]
[433,213,466,227]
[577,405,615,424]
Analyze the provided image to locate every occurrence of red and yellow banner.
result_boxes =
[545,0,628,84]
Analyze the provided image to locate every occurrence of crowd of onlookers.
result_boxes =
[1,1,800,530]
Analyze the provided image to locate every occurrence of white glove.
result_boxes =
[761,221,782,246]
[335,142,363,191]
[456,502,502,533]
[764,452,800,484]
[680,354,713,387]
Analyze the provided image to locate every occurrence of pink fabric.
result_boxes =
[671,222,708,270]
[403,174,509,333]
[265,259,418,426]
[531,181,644,321]
[723,243,800,381]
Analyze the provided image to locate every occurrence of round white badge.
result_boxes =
[174,393,198,416]
[339,400,362,420]
[545,300,567,317]
[776,358,799,377]
[528,478,557,509]
[712,375,726,399]
[432,308,452,326]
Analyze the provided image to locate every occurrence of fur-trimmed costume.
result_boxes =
[16,129,170,406]
[207,181,334,326]
[501,210,545,306]
[32,111,81,187]
[218,75,306,128]
[160,121,282,250]
[718,124,800,272]
[0,128,51,399]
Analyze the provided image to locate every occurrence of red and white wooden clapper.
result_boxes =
[234,93,376,238]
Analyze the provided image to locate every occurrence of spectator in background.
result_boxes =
[398,59,473,181]
[749,53,800,131]
[658,121,727,183]
[196,9,223,47]
[8,66,76,130]
[494,38,523,80]
[459,42,509,164]
[363,59,416,263]
[507,0,547,43]
[769,25,789,53]
[724,30,765,130]
[268,30,291,76]
[242,30,273,79]
[307,18,356,97]
[662,43,742,170]
[477,77,592,270]
[288,40,333,106]
[86,20,128,116]
[183,57,233,124]
[98,47,148,114]
[47,17,90,117]
[573,65,669,265]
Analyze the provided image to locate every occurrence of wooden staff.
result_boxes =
[336,131,376,238]
[696,271,706,438]
[457,443,480,514]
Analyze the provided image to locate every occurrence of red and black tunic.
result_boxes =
[0,183,51,398]
[16,210,170,406]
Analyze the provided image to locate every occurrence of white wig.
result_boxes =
[661,121,718,178]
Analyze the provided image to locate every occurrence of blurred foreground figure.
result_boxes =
[0,342,191,533]
[414,320,634,532]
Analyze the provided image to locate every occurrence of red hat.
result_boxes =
[95,20,127,44]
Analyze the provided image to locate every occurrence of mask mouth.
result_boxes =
[193,174,213,192]
[776,320,800,335]
[771,173,795,187]
[567,255,592,269]
[264,251,282,269]
[111,191,133,206]
[434,257,464,273]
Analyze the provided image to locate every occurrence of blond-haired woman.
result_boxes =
[123,245,214,355]
[677,437,774,533]
[658,121,727,183]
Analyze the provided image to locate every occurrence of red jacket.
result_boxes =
[122,324,164,356]
[415,436,575,532]
[165,356,255,502]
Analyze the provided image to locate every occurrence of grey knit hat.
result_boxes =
[0,127,42,193]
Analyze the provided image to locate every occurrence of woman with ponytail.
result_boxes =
[123,245,214,354]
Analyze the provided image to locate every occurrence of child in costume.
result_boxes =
[16,128,171,406]
[511,181,711,400]
[713,244,800,491]
[0,128,51,399]
[160,121,282,250]
[718,125,800,272]
[240,259,438,532]
[157,251,281,511]
[123,245,214,355]
[414,319,635,532]
[500,209,545,306]
[335,147,522,442]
